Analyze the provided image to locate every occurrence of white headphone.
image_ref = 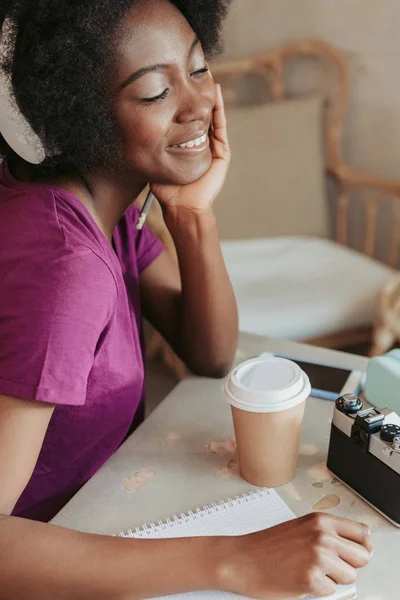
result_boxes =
[0,73,45,164]
[0,13,45,164]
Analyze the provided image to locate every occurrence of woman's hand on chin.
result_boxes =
[151,83,230,216]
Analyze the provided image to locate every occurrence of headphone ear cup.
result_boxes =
[0,74,45,164]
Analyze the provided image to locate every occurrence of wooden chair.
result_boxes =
[370,274,400,357]
[145,40,400,379]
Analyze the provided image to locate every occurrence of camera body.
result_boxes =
[327,394,400,526]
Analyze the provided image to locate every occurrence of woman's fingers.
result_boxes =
[324,554,357,587]
[332,517,373,555]
[334,535,371,569]
[307,571,337,598]
[211,83,230,151]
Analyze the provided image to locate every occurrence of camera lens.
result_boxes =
[380,423,400,443]
[336,394,363,414]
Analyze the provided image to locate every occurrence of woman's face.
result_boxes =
[112,0,216,186]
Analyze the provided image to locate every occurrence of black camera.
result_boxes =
[327,394,400,526]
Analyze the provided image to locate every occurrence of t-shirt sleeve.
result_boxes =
[131,206,164,273]
[0,249,116,406]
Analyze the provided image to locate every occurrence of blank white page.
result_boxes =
[119,488,356,600]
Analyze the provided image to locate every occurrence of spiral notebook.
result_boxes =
[119,488,357,600]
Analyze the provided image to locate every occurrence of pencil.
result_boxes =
[136,190,155,230]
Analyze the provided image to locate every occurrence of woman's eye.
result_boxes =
[139,66,209,103]
[191,66,209,77]
[141,89,169,103]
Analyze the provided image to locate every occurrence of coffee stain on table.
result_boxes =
[312,494,341,510]
[123,469,157,492]
[331,477,342,486]
[207,439,238,479]
[165,432,182,442]
[227,456,239,471]
[206,439,236,454]
[299,444,319,457]
[312,481,324,489]
[217,455,239,479]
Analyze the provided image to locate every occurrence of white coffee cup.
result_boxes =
[225,356,311,487]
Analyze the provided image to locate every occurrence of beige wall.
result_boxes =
[220,0,400,260]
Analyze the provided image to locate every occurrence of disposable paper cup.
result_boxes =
[225,356,311,487]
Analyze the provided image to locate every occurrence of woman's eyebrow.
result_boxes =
[118,37,200,90]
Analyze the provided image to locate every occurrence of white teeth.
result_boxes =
[177,133,207,148]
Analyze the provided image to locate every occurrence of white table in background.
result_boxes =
[52,332,399,599]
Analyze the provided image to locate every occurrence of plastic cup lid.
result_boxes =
[225,356,311,413]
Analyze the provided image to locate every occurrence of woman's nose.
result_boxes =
[175,82,214,125]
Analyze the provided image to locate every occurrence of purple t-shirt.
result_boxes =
[0,161,163,522]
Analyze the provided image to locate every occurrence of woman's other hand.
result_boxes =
[213,512,373,599]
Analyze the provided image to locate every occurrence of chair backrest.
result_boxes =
[212,40,349,168]
[211,93,329,240]
[211,40,400,265]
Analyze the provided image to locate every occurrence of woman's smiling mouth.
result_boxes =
[168,132,209,154]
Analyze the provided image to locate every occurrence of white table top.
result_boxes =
[52,333,399,599]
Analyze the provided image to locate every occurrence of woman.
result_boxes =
[0,1,372,598]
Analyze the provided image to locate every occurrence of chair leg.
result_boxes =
[369,325,396,357]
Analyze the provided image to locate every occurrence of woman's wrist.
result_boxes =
[162,204,217,242]
[174,535,234,593]
[209,535,244,594]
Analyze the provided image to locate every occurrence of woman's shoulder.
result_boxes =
[0,161,114,264]
[0,164,63,249]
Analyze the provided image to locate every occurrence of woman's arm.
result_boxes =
[140,83,238,377]
[0,515,217,600]
[0,394,219,600]
[0,394,372,600]
[140,207,238,377]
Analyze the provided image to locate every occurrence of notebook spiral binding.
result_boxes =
[118,488,270,538]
